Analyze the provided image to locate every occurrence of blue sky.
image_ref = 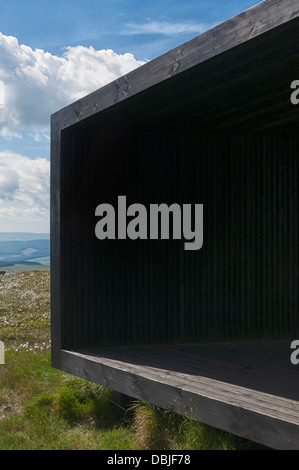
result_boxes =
[0,0,259,232]
[0,0,258,59]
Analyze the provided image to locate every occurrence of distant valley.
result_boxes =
[0,233,50,273]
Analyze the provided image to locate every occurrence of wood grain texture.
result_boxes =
[50,111,62,369]
[60,341,299,449]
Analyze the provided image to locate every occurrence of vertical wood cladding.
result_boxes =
[60,131,299,348]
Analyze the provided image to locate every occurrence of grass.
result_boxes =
[0,271,267,450]
[0,271,50,351]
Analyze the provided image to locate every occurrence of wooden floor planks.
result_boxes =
[60,340,299,449]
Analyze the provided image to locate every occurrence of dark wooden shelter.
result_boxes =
[51,0,299,449]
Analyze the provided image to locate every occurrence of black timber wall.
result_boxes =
[60,129,299,349]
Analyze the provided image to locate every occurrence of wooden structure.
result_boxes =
[51,0,299,449]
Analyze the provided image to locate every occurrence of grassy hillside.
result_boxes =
[0,271,266,450]
[1,264,50,274]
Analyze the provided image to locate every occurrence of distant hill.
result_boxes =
[0,233,49,242]
[0,233,50,265]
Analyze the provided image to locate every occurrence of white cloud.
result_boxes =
[123,20,212,36]
[0,167,19,200]
[0,80,5,108]
[0,151,49,207]
[0,34,145,232]
[0,206,49,233]
[0,33,145,137]
[59,46,145,102]
[0,151,50,232]
[29,132,43,142]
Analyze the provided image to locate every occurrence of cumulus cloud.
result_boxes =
[0,151,50,232]
[0,33,145,137]
[59,46,145,102]
[0,34,145,231]
[0,151,50,228]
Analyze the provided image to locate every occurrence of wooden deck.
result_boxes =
[60,340,299,449]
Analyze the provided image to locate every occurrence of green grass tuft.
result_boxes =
[57,379,117,426]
